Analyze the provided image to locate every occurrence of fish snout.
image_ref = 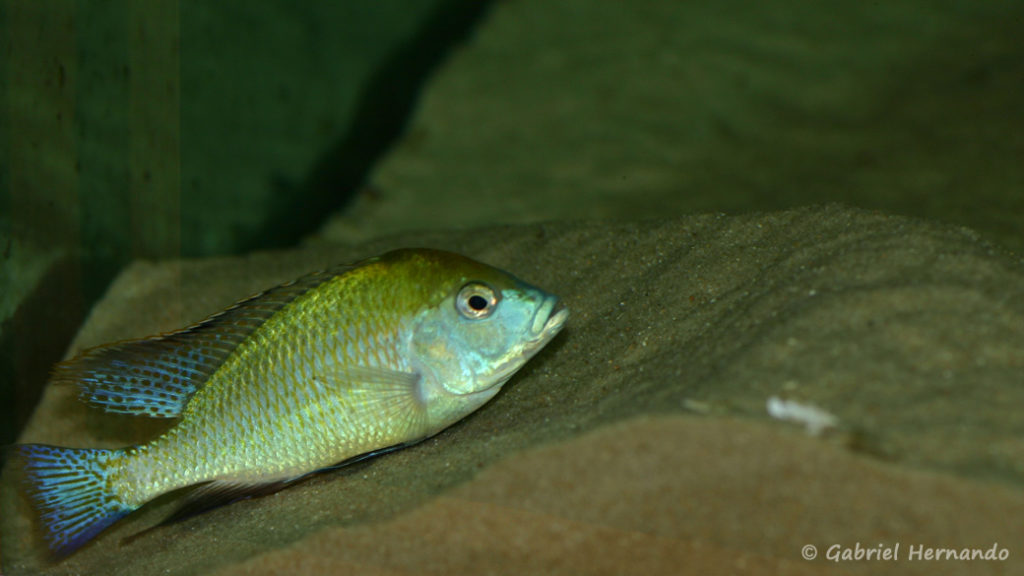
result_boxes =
[530,295,569,340]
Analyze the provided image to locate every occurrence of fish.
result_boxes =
[14,248,569,556]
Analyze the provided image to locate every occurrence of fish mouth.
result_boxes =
[488,296,568,385]
[529,295,569,341]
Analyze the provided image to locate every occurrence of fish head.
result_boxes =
[406,251,569,401]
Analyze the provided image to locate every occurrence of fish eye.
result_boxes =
[456,282,500,319]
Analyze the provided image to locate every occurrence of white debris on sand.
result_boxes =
[766,396,839,436]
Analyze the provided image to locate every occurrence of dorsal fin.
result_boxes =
[53,264,352,418]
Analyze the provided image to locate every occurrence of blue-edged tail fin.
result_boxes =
[16,444,134,556]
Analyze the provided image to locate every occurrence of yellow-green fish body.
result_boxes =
[16,249,568,555]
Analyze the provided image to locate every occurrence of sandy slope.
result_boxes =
[3,208,1023,575]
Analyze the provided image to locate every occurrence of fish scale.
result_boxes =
[16,248,568,557]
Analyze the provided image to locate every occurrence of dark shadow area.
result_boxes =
[0,255,86,455]
[0,1,494,455]
[252,0,496,252]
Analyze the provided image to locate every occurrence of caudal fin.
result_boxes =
[16,444,134,556]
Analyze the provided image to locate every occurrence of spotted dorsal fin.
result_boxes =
[53,265,352,418]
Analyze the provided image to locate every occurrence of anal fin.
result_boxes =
[162,479,297,526]
[155,442,415,528]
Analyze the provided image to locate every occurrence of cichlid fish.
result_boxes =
[15,248,568,556]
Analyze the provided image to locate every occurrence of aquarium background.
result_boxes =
[1,0,491,447]
[4,0,1024,455]
[3,2,1024,574]
[4,0,1023,460]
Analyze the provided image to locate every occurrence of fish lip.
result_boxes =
[500,295,569,373]
[530,295,569,339]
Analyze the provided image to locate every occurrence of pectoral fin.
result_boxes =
[314,364,429,430]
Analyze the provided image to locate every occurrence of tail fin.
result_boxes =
[16,444,134,556]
